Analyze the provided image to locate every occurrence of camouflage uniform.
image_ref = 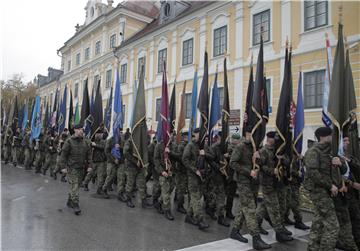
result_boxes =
[53,132,69,181]
[174,140,188,211]
[124,139,147,202]
[4,127,13,163]
[225,141,239,218]
[230,139,260,236]
[33,134,46,173]
[83,137,106,189]
[42,134,58,175]
[12,130,22,166]
[148,140,160,202]
[304,142,339,251]
[59,134,92,205]
[23,131,33,170]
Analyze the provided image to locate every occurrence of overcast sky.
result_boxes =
[1,0,109,83]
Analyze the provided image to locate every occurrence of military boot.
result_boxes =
[96,187,103,195]
[185,215,197,226]
[66,195,73,208]
[294,221,310,230]
[206,207,217,220]
[164,210,174,221]
[73,202,81,215]
[226,197,235,219]
[217,215,230,227]
[35,168,41,174]
[60,175,67,182]
[198,217,209,230]
[284,217,295,225]
[259,225,269,235]
[230,227,248,243]
[154,200,164,214]
[117,192,127,202]
[42,169,46,175]
[126,196,135,208]
[141,198,152,208]
[252,235,271,250]
[102,188,110,199]
[83,183,89,191]
[276,231,293,242]
[281,226,293,235]
[53,172,57,180]
[177,204,187,214]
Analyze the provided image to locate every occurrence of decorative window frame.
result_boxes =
[211,12,230,59]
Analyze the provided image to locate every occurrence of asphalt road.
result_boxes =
[1,162,313,251]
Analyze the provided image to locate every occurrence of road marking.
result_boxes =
[12,196,26,202]
[36,186,44,192]
[44,179,49,183]
[17,165,23,169]
[177,222,312,251]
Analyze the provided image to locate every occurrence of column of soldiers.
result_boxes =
[2,123,360,251]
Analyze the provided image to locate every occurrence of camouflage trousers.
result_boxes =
[308,189,339,251]
[83,161,100,185]
[348,189,360,250]
[256,187,283,232]
[234,184,260,236]
[152,172,161,201]
[187,174,204,221]
[159,176,175,210]
[96,162,107,190]
[24,148,32,169]
[68,168,84,204]
[203,177,216,210]
[43,153,57,174]
[277,184,288,224]
[212,176,226,217]
[125,166,146,200]
[285,183,303,222]
[102,162,118,191]
[12,147,21,165]
[334,195,358,251]
[4,145,12,162]
[116,163,126,194]
[34,151,45,171]
[175,171,188,206]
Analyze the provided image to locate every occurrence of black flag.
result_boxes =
[169,84,176,134]
[221,57,230,152]
[91,79,104,138]
[197,51,209,149]
[68,90,74,134]
[81,79,93,137]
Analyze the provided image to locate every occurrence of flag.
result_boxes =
[243,55,254,137]
[91,80,103,138]
[275,42,294,158]
[105,86,113,132]
[322,34,333,127]
[169,83,176,133]
[11,96,19,133]
[31,96,42,140]
[293,71,304,156]
[29,98,35,128]
[188,68,198,141]
[130,65,148,167]
[21,100,29,134]
[112,68,124,159]
[130,79,138,127]
[74,102,80,126]
[18,103,24,129]
[43,101,49,133]
[328,23,356,156]
[68,90,74,134]
[58,86,67,134]
[90,82,95,115]
[197,51,209,149]
[249,36,267,150]
[209,67,221,143]
[221,58,230,152]
[159,63,171,165]
[81,79,93,138]
[176,81,187,144]
[50,88,59,129]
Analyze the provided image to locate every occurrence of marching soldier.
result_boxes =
[182,128,209,230]
[304,127,340,251]
[53,129,70,182]
[83,129,106,193]
[256,131,293,243]
[12,127,22,167]
[174,132,188,214]
[230,127,271,250]
[4,126,13,164]
[34,132,45,173]
[23,129,33,170]
[59,124,92,215]
[42,129,59,176]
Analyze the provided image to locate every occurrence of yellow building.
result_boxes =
[38,0,360,145]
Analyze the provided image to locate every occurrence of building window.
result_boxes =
[110,34,116,49]
[218,87,224,111]
[304,1,328,31]
[76,53,81,66]
[74,83,79,98]
[120,64,127,83]
[253,10,270,45]
[214,26,227,57]
[106,69,112,88]
[95,41,101,55]
[156,98,162,121]
[266,78,272,113]
[304,70,325,109]
[138,57,146,79]
[182,38,194,66]
[158,48,167,73]
[84,47,90,61]
[67,60,71,71]
[185,93,192,119]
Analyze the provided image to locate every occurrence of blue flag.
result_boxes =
[58,86,67,133]
[21,100,29,134]
[293,72,305,180]
[31,96,42,140]
[209,70,221,143]
[112,68,123,159]
[105,86,113,132]
[188,69,198,141]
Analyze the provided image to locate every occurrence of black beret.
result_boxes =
[266,131,276,139]
[193,128,200,133]
[74,124,83,130]
[314,127,332,141]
